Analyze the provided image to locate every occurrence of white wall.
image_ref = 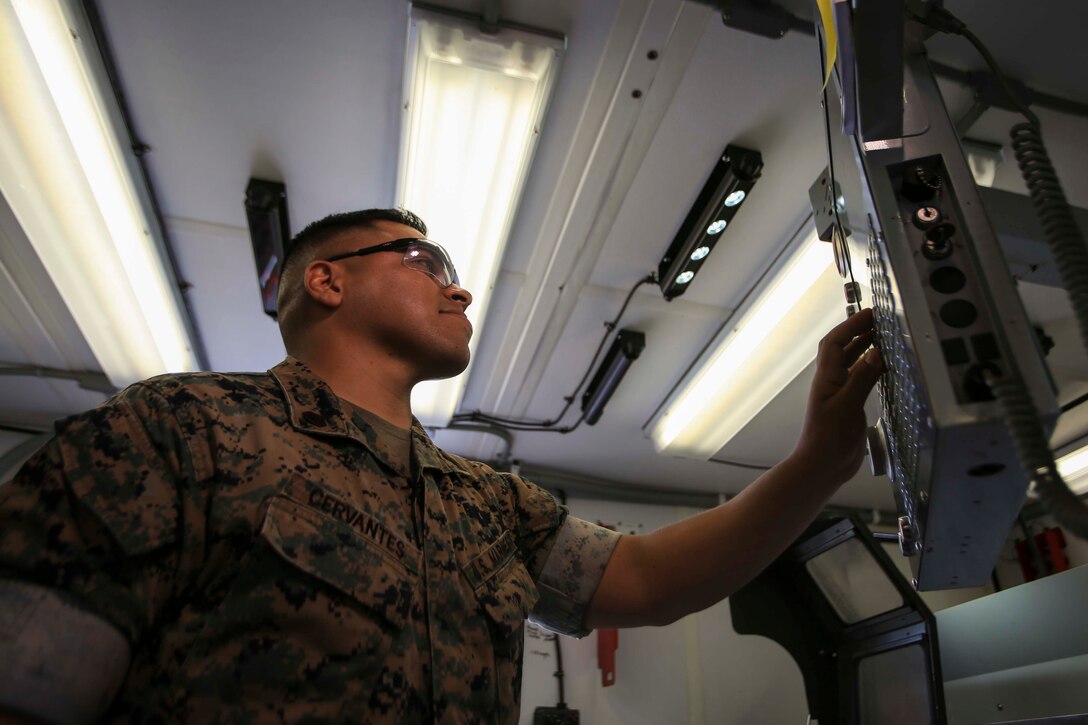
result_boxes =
[519,498,810,725]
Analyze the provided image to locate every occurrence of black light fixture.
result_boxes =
[581,329,646,425]
[657,145,763,301]
[244,178,291,318]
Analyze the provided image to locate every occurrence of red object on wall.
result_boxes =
[1015,526,1069,582]
[597,628,618,687]
[1041,527,1069,573]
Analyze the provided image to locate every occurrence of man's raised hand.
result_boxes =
[794,308,885,485]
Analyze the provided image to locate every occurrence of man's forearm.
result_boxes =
[584,311,883,630]
[586,452,845,628]
[642,452,844,623]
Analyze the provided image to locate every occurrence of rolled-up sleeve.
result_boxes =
[0,383,197,644]
[529,515,621,637]
[502,473,620,637]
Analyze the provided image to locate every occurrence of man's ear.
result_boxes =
[304,260,343,309]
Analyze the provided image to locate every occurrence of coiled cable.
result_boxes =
[1009,121,1088,353]
[986,371,1088,537]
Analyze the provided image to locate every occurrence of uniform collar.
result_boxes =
[410,424,454,474]
[270,357,460,475]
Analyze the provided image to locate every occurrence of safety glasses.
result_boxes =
[324,237,460,288]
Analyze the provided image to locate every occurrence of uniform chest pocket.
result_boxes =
[261,495,418,630]
[175,495,423,718]
[463,530,539,637]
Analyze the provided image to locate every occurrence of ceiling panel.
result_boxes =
[96,0,408,230]
[0,188,108,425]
[590,18,827,303]
[0,376,107,431]
[164,215,285,372]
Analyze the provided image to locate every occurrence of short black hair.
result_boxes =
[276,208,428,348]
[282,208,427,270]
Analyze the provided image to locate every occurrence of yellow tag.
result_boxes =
[817,0,837,90]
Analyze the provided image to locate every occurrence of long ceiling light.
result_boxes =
[0,0,198,387]
[1055,444,1088,496]
[648,229,843,459]
[398,5,564,427]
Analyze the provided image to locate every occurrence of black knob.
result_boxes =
[922,223,956,260]
[913,206,942,230]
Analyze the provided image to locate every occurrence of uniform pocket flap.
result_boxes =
[465,531,539,636]
[477,560,538,636]
[260,495,416,631]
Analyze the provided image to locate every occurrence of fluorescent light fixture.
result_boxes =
[0,0,198,387]
[1056,444,1088,496]
[649,230,843,458]
[398,5,563,426]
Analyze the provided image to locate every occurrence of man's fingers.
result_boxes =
[815,309,875,370]
[842,331,875,367]
[841,347,884,407]
[824,308,875,348]
[811,309,877,400]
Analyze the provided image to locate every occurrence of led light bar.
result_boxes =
[0,0,198,387]
[649,230,841,459]
[657,145,763,301]
[398,4,564,426]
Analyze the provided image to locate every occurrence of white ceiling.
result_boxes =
[2,0,1087,511]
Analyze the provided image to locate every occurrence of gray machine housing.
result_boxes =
[833,10,1059,589]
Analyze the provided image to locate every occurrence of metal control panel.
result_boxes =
[839,29,1059,589]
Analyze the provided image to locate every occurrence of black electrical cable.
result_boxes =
[553,628,566,707]
[707,457,773,472]
[1061,391,1088,414]
[0,423,49,436]
[454,273,654,427]
[452,415,584,435]
[816,28,862,309]
[553,488,568,708]
[958,28,1038,127]
[451,273,656,432]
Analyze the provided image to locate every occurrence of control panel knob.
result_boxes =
[866,419,889,478]
[912,206,942,230]
[898,515,919,557]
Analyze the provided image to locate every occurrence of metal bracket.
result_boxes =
[808,167,852,242]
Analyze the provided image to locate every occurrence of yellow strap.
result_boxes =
[817,0,837,90]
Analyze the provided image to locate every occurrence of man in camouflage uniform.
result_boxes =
[0,208,883,723]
